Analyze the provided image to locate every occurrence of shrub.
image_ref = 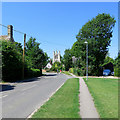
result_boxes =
[69,67,85,76]
[2,40,23,82]
[69,68,74,73]
[114,67,120,77]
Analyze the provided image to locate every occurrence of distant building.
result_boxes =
[0,25,14,42]
[53,51,61,64]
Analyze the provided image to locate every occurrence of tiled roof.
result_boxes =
[0,35,10,41]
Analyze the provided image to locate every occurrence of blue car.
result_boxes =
[103,69,111,76]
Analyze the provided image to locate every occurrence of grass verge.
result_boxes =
[32,78,80,118]
[84,78,118,118]
[62,71,72,76]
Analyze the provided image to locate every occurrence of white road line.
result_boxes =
[0,95,8,98]
[21,85,37,91]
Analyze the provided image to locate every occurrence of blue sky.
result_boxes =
[2,2,118,59]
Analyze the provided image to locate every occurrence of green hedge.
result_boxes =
[69,68,85,76]
[2,40,42,82]
[114,67,120,77]
[24,67,42,79]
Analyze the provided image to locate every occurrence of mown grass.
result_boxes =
[84,78,118,118]
[32,78,80,118]
[62,71,72,76]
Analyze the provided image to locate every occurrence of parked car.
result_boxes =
[103,69,111,76]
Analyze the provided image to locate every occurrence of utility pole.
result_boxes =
[86,42,88,80]
[22,34,26,79]
[84,41,88,80]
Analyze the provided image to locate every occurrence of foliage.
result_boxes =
[69,13,116,76]
[69,67,85,76]
[1,37,48,82]
[50,61,64,72]
[32,78,80,118]
[2,40,23,82]
[102,55,115,66]
[63,49,72,71]
[114,53,120,77]
[25,37,49,69]
[62,71,72,76]
[24,67,41,78]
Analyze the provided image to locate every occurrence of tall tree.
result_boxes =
[25,37,48,70]
[63,49,72,71]
[72,13,116,75]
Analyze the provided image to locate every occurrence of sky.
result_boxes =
[2,2,118,59]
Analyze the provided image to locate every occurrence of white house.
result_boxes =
[45,62,52,69]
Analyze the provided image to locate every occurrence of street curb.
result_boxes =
[27,81,65,119]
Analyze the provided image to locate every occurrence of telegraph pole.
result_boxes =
[86,43,88,80]
[22,34,26,79]
[84,41,88,80]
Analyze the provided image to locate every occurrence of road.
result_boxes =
[1,73,72,118]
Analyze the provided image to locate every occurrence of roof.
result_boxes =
[0,35,10,41]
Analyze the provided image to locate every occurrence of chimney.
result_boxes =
[8,25,13,42]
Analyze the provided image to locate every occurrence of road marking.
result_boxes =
[0,95,8,98]
[21,85,37,91]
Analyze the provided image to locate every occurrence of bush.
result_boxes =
[114,67,120,77]
[2,40,23,82]
[69,68,74,73]
[50,61,64,72]
[69,67,85,76]
[2,40,42,82]
[24,67,42,79]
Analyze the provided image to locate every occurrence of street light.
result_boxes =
[84,41,88,80]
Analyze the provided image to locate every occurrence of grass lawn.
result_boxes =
[62,71,72,76]
[32,78,80,118]
[84,78,118,118]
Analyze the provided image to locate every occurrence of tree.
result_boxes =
[2,40,23,81]
[25,37,48,70]
[63,49,72,71]
[114,53,120,76]
[72,13,116,75]
[103,55,114,66]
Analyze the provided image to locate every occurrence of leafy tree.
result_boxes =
[2,40,23,81]
[114,53,120,76]
[50,61,63,71]
[25,37,48,70]
[103,55,114,66]
[71,13,116,75]
[63,49,72,71]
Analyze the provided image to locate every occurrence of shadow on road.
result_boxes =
[0,84,15,92]
[15,77,40,83]
[43,73,57,77]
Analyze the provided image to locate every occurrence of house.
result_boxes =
[0,25,14,42]
[45,62,52,69]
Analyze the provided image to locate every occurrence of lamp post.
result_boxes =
[84,41,88,80]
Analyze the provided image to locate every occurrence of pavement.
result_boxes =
[79,77,99,119]
[1,73,72,118]
[70,73,100,119]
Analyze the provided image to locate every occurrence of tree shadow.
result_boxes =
[43,73,57,77]
[15,77,41,83]
[0,84,15,92]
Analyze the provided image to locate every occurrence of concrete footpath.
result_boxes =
[79,77,99,119]
[70,73,99,119]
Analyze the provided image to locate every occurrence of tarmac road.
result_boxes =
[1,73,72,118]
